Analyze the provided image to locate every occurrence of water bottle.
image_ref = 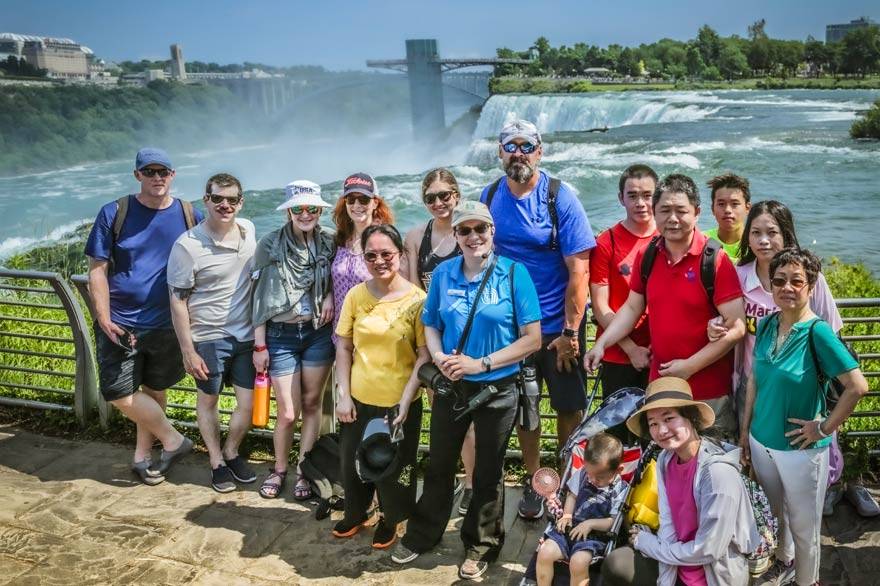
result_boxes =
[519,365,541,431]
[252,372,270,427]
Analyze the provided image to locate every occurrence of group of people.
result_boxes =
[84,117,873,585]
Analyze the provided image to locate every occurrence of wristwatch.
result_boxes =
[481,356,493,372]
[562,328,576,338]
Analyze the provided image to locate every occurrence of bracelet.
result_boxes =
[253,345,267,352]
[816,419,830,439]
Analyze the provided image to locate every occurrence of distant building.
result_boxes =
[0,32,97,79]
[826,17,876,44]
[170,44,186,80]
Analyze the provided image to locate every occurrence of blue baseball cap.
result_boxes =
[135,147,173,171]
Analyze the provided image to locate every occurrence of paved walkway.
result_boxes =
[0,424,878,585]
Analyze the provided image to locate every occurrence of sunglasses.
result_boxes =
[140,168,172,178]
[770,276,807,290]
[455,223,491,237]
[207,193,242,206]
[345,194,372,206]
[290,205,320,215]
[423,190,456,205]
[501,142,538,155]
[363,250,398,263]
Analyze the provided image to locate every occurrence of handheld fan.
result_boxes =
[531,467,561,497]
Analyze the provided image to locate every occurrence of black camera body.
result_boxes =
[417,362,453,397]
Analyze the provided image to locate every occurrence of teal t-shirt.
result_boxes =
[751,314,858,451]
[704,227,741,260]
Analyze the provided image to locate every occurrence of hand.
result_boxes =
[391,400,409,425]
[319,294,334,326]
[548,335,578,373]
[569,520,592,541]
[739,435,751,468]
[583,345,604,373]
[625,345,652,371]
[183,349,210,381]
[98,318,129,346]
[786,418,826,449]
[556,515,572,532]
[546,494,563,519]
[707,316,727,342]
[336,394,357,423]
[252,348,269,372]
[658,359,692,380]
[442,353,482,380]
[628,525,642,547]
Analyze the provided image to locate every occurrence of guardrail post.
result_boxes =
[70,275,115,427]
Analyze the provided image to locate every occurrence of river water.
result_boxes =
[1,89,879,271]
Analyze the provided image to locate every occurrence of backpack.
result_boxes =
[806,319,859,412]
[742,471,778,577]
[109,194,197,273]
[485,176,562,250]
[639,235,722,305]
[299,433,345,520]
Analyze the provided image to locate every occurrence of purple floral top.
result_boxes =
[331,245,371,343]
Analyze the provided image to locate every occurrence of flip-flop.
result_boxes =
[293,475,313,501]
[259,469,287,499]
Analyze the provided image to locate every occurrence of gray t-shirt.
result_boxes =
[167,218,256,343]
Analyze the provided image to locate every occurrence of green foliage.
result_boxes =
[850,99,880,139]
[840,26,880,76]
[0,56,47,78]
[718,41,750,80]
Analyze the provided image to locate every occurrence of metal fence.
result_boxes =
[1,268,878,457]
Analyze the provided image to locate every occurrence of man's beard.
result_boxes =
[504,158,535,184]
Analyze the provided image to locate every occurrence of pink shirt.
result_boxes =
[331,245,371,344]
[665,453,707,586]
[734,261,842,389]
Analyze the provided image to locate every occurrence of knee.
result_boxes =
[300,392,322,416]
[275,407,298,428]
[197,393,219,410]
[537,541,561,563]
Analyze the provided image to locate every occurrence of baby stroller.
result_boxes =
[521,385,659,586]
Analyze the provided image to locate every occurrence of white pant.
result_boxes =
[749,434,829,586]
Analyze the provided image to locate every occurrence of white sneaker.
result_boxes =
[760,559,795,586]
[846,483,880,517]
[823,483,844,516]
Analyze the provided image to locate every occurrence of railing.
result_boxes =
[1,268,878,458]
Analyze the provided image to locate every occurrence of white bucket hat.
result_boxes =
[276,180,333,211]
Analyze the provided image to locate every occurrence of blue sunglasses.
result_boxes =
[502,142,539,155]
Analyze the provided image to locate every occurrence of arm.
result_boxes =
[659,297,745,380]
[584,290,646,372]
[87,258,126,344]
[401,227,420,284]
[334,336,357,422]
[739,371,757,466]
[393,345,430,425]
[590,282,651,370]
[556,492,577,532]
[169,287,209,380]
[547,250,591,372]
[252,323,269,372]
[789,368,869,447]
[442,322,542,380]
[570,516,615,540]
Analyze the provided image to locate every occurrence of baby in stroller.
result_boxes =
[536,433,628,586]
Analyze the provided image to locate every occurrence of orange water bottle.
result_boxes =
[252,372,270,427]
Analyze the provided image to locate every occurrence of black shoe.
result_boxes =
[372,519,398,549]
[458,488,473,516]
[517,475,545,520]
[224,455,256,483]
[332,516,368,538]
[211,465,236,493]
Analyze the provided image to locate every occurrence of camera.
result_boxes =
[417,362,453,398]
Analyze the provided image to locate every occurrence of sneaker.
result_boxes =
[224,455,256,483]
[131,459,164,486]
[459,558,489,580]
[760,559,795,586]
[332,516,369,538]
[458,488,473,516]
[156,436,193,475]
[823,483,844,516]
[845,483,880,517]
[390,542,419,564]
[519,579,538,586]
[211,465,236,493]
[517,475,545,520]
[372,519,398,549]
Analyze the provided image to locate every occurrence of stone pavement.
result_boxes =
[0,424,878,585]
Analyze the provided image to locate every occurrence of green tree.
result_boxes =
[804,35,832,76]
[696,25,723,66]
[840,26,880,77]
[850,99,880,138]
[718,41,749,79]
[748,38,775,74]
[774,40,805,77]
[685,44,706,76]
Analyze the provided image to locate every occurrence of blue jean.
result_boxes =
[266,320,334,377]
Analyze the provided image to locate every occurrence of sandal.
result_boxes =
[259,469,287,499]
[293,475,313,501]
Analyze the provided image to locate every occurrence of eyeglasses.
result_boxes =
[207,193,242,206]
[345,194,372,206]
[455,223,491,237]
[363,250,398,263]
[501,142,538,155]
[770,276,808,290]
[140,168,172,178]
[290,205,319,215]
[423,190,456,205]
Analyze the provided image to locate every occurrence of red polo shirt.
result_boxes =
[630,229,742,400]
[589,222,657,364]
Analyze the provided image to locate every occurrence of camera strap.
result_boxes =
[455,254,498,354]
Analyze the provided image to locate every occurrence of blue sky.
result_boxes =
[3,1,877,70]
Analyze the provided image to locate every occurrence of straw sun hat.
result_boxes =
[625,376,715,438]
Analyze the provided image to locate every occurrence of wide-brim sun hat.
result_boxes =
[625,376,715,438]
[276,180,332,211]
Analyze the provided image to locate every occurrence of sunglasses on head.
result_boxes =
[455,223,491,237]
[363,250,398,263]
[140,167,172,178]
[770,276,807,290]
[345,194,372,206]
[501,142,538,155]
[206,193,242,206]
[423,190,456,205]
[290,205,320,215]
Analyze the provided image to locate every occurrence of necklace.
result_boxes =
[430,230,454,257]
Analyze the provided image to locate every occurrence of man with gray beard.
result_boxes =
[480,120,596,520]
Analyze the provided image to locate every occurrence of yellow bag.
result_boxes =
[626,459,660,530]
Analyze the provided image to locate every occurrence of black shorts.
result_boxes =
[532,333,587,414]
[599,361,649,398]
[95,325,185,401]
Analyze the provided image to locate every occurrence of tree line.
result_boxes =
[495,21,880,80]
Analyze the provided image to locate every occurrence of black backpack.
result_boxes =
[299,433,345,520]
[639,235,722,306]
[485,176,562,250]
[108,194,197,274]
[807,319,859,412]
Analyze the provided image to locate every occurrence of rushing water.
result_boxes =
[1,89,879,271]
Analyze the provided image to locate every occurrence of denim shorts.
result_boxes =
[266,320,335,377]
[193,336,257,395]
[95,325,185,401]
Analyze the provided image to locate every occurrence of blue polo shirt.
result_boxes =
[423,255,542,382]
[481,171,595,335]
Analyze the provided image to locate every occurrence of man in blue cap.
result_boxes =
[85,147,202,484]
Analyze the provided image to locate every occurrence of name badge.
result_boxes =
[447,288,466,297]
